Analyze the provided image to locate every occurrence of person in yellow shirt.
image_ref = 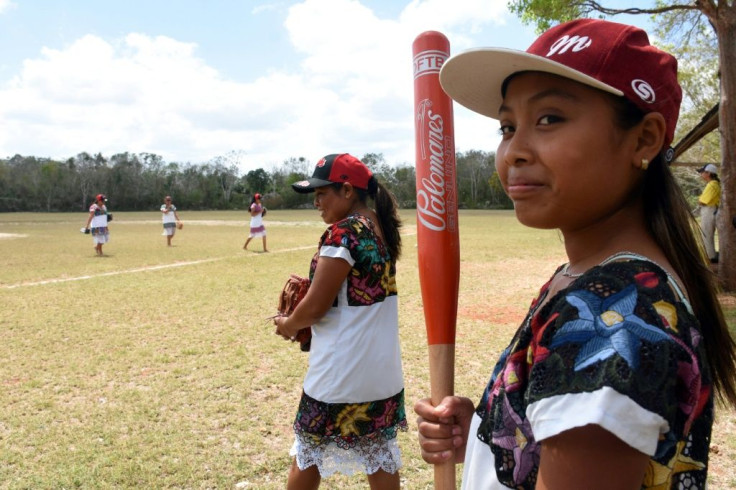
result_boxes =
[698,163,720,263]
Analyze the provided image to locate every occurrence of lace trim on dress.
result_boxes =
[291,389,408,476]
[290,431,403,477]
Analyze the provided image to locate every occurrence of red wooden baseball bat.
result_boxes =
[412,30,460,489]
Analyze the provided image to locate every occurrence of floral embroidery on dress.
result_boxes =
[294,390,408,450]
[476,259,713,489]
[550,285,673,371]
[310,214,397,307]
[89,204,109,235]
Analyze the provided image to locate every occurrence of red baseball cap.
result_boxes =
[440,18,682,149]
[254,193,262,199]
[96,194,107,202]
[292,153,373,193]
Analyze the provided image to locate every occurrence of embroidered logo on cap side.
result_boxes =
[631,79,655,103]
[316,158,327,167]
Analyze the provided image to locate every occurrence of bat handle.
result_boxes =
[429,343,456,489]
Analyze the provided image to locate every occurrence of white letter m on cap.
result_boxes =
[547,35,592,56]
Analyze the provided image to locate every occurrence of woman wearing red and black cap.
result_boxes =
[414,18,736,489]
[83,193,110,256]
[274,153,406,489]
[243,193,267,252]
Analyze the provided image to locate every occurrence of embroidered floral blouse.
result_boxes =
[464,256,713,489]
[301,213,403,404]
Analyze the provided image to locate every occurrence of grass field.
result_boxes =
[1,210,735,489]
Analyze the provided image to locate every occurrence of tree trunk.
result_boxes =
[715,10,736,290]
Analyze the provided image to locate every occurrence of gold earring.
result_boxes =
[641,158,649,170]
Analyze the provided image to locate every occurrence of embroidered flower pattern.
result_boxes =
[311,214,397,306]
[550,285,672,371]
[491,395,540,483]
[294,390,408,450]
[89,204,109,235]
[474,259,713,489]
[336,404,372,436]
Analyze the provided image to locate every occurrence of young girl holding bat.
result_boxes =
[273,153,406,489]
[415,19,736,489]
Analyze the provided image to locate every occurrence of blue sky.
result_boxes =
[0,0,652,172]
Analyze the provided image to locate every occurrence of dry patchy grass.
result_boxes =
[0,210,734,488]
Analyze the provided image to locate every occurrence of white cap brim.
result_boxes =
[439,48,624,120]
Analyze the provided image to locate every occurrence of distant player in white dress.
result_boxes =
[243,193,268,252]
[84,193,110,256]
[161,195,182,247]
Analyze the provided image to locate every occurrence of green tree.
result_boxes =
[270,157,313,209]
[209,160,240,207]
[508,0,736,289]
[489,171,513,209]
[362,153,399,191]
[39,160,65,211]
[245,168,271,197]
[67,152,107,210]
[652,8,720,165]
[109,152,145,209]
[393,165,417,208]
[456,150,496,208]
[361,152,384,171]
[140,153,167,207]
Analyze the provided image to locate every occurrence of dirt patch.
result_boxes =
[458,304,525,323]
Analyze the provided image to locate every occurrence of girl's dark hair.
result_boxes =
[611,95,736,405]
[335,178,403,260]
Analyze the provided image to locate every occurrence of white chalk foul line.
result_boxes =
[2,245,315,289]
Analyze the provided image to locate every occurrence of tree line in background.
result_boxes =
[0,150,513,212]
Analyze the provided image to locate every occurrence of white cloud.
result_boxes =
[0,0,513,171]
[0,0,16,15]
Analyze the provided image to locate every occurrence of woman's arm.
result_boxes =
[84,208,94,228]
[274,256,351,339]
[537,425,649,489]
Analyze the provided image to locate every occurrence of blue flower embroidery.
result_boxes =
[550,285,672,370]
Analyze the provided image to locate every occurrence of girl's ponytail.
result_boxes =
[368,177,402,261]
[645,155,736,405]
[612,94,736,405]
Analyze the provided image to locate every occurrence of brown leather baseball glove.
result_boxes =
[277,274,311,351]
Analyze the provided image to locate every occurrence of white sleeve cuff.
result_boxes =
[319,245,355,266]
[526,386,669,456]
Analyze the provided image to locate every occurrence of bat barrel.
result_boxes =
[412,31,460,345]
